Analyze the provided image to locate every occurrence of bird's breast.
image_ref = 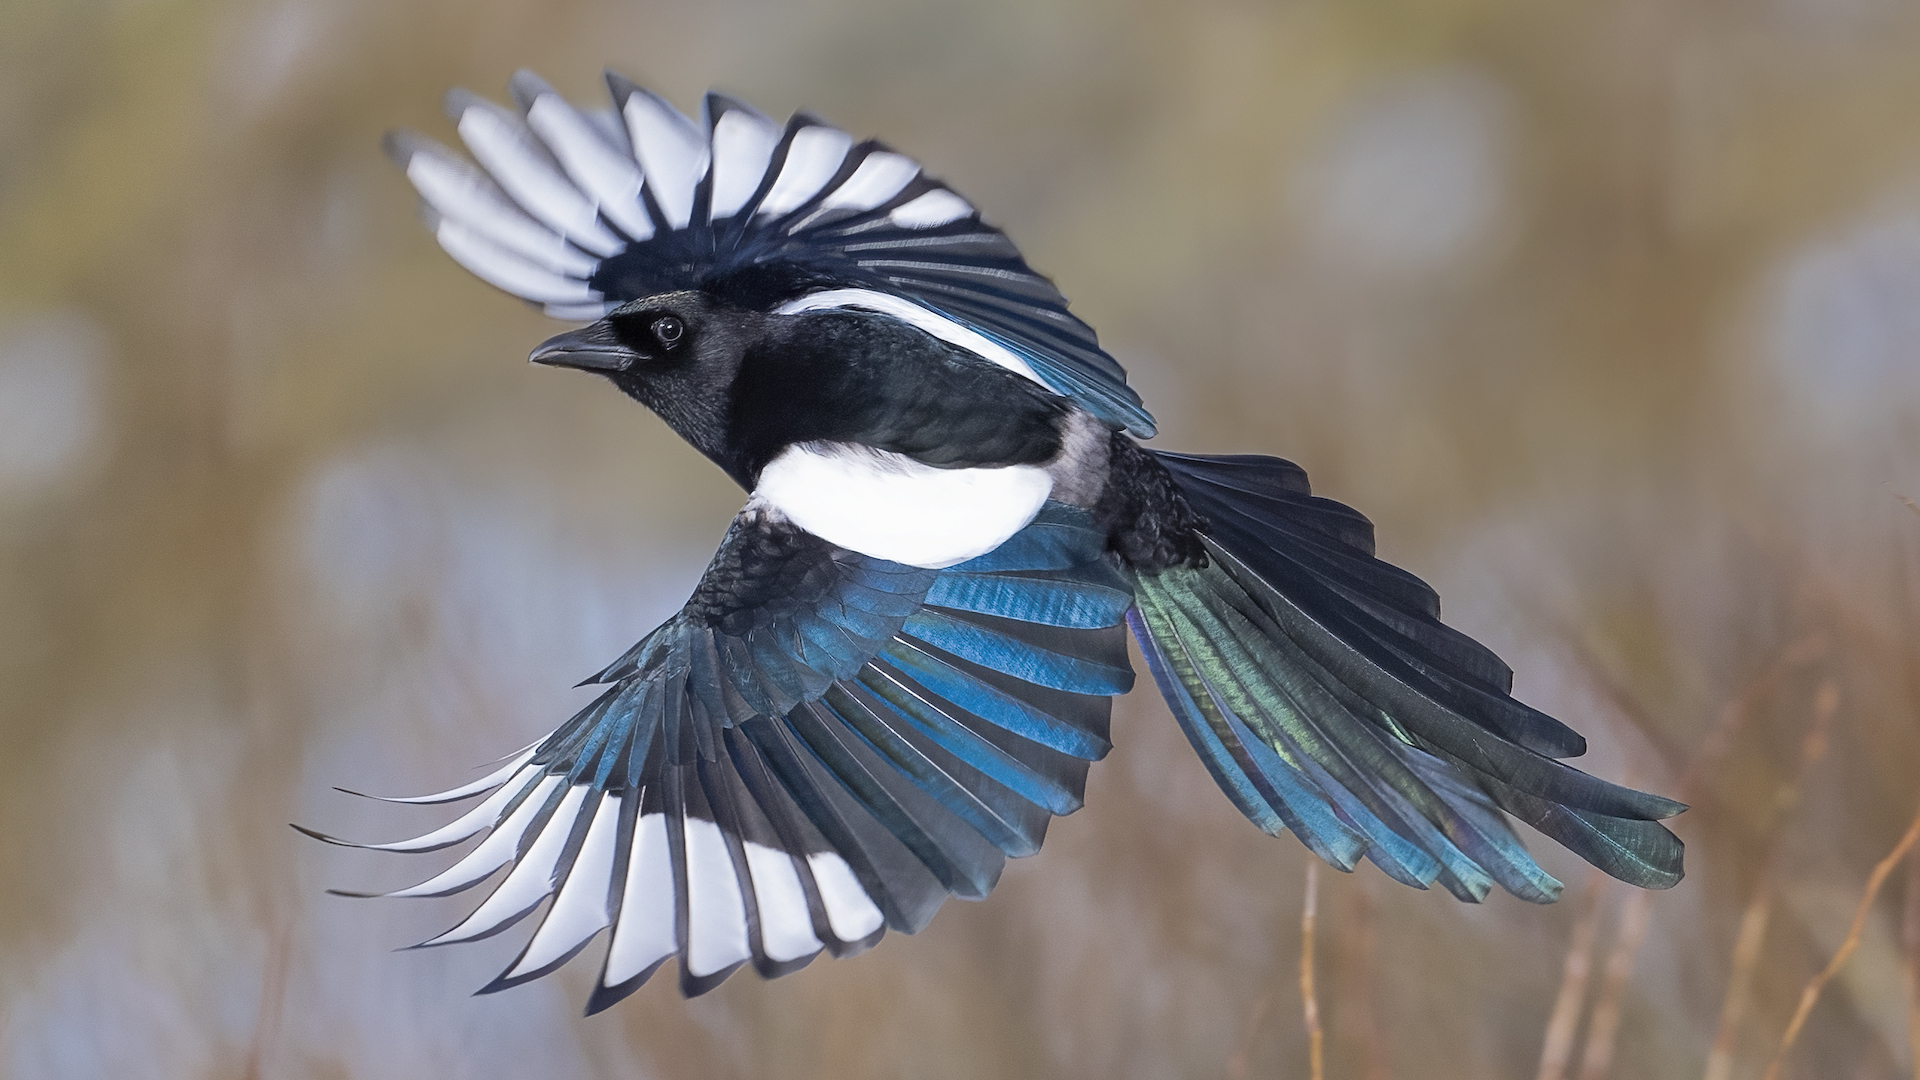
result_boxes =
[749,442,1053,568]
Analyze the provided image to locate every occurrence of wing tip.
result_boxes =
[507,68,554,113]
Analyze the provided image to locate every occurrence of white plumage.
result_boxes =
[752,442,1053,569]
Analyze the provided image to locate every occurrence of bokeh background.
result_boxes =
[4,1,1920,1077]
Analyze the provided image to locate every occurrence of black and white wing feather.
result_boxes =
[305,502,1134,1006]
[384,70,1155,436]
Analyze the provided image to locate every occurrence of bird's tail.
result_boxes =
[1126,450,1684,902]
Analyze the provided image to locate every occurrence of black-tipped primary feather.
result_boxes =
[317,502,1133,1006]
[390,71,1154,434]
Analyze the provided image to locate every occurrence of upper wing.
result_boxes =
[384,69,1155,437]
[305,502,1133,1006]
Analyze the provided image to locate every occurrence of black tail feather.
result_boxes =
[1135,450,1684,897]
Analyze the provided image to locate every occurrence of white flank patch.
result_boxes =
[604,812,676,984]
[807,852,884,941]
[753,443,1051,569]
[771,288,1046,386]
[744,843,823,962]
[683,818,751,976]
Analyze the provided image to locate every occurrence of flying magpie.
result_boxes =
[306,70,1685,1010]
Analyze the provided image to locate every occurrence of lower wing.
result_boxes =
[301,501,1133,1007]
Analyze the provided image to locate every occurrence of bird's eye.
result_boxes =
[651,316,685,350]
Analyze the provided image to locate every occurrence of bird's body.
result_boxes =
[307,70,1685,1010]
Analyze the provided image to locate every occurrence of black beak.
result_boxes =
[529,323,637,372]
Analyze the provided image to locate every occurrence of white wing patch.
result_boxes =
[709,107,782,218]
[621,89,709,230]
[396,72,986,328]
[772,288,1048,386]
[757,125,855,217]
[821,151,919,212]
[745,842,824,962]
[752,442,1053,569]
[504,792,620,978]
[605,811,677,984]
[808,852,885,941]
[889,188,975,229]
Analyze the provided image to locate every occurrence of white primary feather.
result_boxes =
[434,218,601,306]
[709,107,782,218]
[604,812,676,984]
[889,189,974,228]
[454,100,623,257]
[752,443,1052,569]
[353,765,541,853]
[821,151,919,212]
[683,817,752,976]
[383,774,564,898]
[420,782,591,945]
[362,746,538,805]
[807,852,884,941]
[773,288,1046,386]
[757,125,854,218]
[509,793,621,976]
[622,90,709,230]
[543,300,616,321]
[524,91,655,241]
[744,842,823,962]
[405,151,598,277]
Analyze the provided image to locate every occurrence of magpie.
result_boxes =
[306,70,1685,1011]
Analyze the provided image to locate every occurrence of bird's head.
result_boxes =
[530,289,769,471]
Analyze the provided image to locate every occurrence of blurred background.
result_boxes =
[4,0,1920,1077]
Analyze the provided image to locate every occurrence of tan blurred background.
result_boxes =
[4,0,1920,1077]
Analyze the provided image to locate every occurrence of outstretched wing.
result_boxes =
[305,502,1133,1006]
[384,70,1155,437]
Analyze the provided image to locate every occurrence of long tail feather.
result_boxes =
[1134,451,1684,899]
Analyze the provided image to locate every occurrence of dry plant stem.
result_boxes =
[1577,888,1651,1080]
[1703,888,1776,1080]
[241,924,292,1080]
[1762,803,1920,1080]
[1676,632,1828,802]
[1536,871,1606,1080]
[1302,862,1324,1080]
[1703,678,1839,1080]
[1902,851,1920,1080]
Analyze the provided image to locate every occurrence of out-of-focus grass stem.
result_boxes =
[1763,803,1920,1080]
[1535,871,1604,1080]
[1703,679,1840,1080]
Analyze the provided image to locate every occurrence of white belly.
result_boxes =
[752,442,1053,568]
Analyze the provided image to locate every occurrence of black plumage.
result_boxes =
[305,70,1686,1010]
